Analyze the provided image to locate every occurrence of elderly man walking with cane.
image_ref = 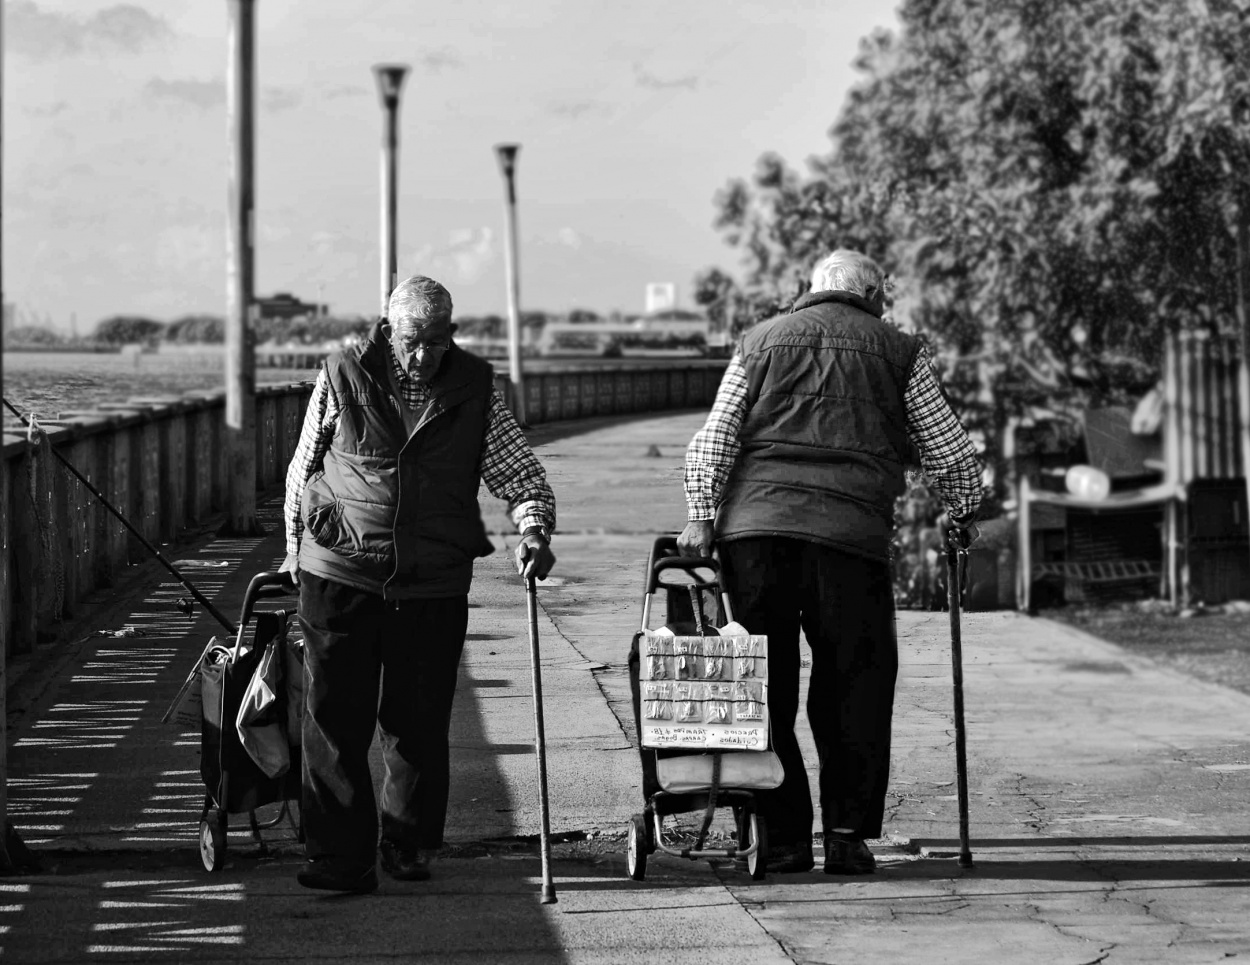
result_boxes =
[678,249,981,875]
[281,274,556,894]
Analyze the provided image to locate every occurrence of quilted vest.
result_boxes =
[297,323,496,599]
[715,290,920,561]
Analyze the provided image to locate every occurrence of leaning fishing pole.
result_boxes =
[3,396,237,635]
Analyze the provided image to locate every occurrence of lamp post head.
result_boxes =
[495,143,520,179]
[373,64,410,108]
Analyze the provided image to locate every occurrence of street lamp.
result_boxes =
[495,143,526,425]
[373,64,410,317]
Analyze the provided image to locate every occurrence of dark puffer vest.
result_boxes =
[297,322,496,599]
[716,289,920,562]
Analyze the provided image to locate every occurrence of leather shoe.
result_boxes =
[733,840,814,874]
[823,833,876,875]
[379,840,432,881]
[297,858,378,893]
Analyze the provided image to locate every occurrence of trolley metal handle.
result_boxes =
[639,539,735,632]
[232,571,296,658]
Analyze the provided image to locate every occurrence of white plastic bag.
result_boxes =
[235,641,289,779]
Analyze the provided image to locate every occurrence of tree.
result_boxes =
[567,308,601,323]
[6,325,63,346]
[700,0,1250,502]
[93,315,166,344]
[166,315,225,344]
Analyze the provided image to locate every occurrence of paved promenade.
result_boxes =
[3,410,1249,963]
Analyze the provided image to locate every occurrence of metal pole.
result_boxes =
[495,144,528,426]
[222,0,261,536]
[373,65,409,317]
[946,531,974,869]
[525,576,557,903]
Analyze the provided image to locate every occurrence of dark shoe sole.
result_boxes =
[823,861,876,875]
[382,862,431,882]
[823,841,876,876]
[297,865,379,894]
[379,843,432,881]
[733,847,815,875]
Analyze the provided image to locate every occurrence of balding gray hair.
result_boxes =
[388,275,453,327]
[809,250,886,302]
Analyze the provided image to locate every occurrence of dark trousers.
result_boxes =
[298,573,468,865]
[719,537,898,845]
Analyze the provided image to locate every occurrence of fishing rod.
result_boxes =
[2,396,238,635]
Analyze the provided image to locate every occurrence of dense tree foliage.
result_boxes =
[166,315,225,344]
[5,325,65,345]
[703,0,1250,498]
[93,315,166,344]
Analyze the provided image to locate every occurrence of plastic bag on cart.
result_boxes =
[234,617,304,780]
[236,640,289,778]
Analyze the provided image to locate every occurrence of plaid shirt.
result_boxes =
[684,346,982,522]
[284,346,556,556]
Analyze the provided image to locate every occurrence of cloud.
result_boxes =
[550,100,610,120]
[633,63,698,91]
[7,1,171,60]
[261,87,302,112]
[555,228,582,250]
[417,47,462,72]
[410,228,497,285]
[323,84,368,100]
[145,78,225,110]
[25,101,69,117]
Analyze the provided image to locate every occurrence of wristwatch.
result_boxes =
[522,525,549,543]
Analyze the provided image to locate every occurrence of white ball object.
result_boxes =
[1065,464,1111,500]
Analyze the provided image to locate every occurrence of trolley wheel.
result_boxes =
[200,812,226,873]
[626,814,648,881]
[746,812,768,881]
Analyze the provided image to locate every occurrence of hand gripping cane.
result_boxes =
[525,573,558,903]
[946,528,975,869]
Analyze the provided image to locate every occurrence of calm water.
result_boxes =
[1,349,321,433]
[1,348,722,433]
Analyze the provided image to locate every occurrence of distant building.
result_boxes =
[256,292,327,321]
[645,282,677,314]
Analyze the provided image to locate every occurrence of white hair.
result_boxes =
[809,250,886,302]
[388,275,453,327]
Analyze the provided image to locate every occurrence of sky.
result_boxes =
[4,0,901,331]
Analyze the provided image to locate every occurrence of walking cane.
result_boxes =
[525,573,558,904]
[946,528,975,869]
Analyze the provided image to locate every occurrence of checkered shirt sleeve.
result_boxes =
[283,354,557,556]
[683,355,749,521]
[479,390,557,536]
[682,347,982,523]
[904,345,982,522]
[284,367,337,555]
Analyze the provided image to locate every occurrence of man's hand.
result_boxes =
[941,514,979,550]
[677,520,715,559]
[515,534,556,582]
[278,552,300,586]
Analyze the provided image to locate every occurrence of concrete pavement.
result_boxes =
[2,409,1248,963]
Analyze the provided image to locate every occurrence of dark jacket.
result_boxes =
[716,289,920,561]
[298,323,496,599]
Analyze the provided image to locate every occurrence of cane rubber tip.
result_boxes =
[958,854,975,870]
[541,886,558,904]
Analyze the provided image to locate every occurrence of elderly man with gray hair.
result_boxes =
[678,249,980,875]
[281,274,556,893]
